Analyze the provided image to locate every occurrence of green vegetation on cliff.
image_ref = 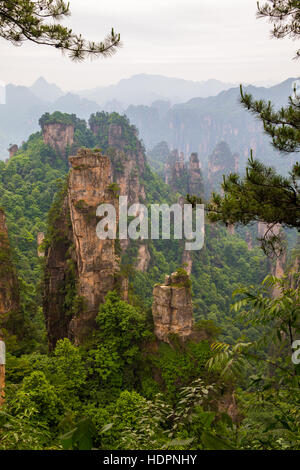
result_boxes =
[0,110,296,451]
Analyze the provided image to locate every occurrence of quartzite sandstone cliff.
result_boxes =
[42,122,74,157]
[0,209,20,337]
[152,270,194,343]
[43,149,119,348]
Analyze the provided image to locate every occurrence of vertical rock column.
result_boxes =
[67,149,120,342]
[43,149,120,347]
[188,152,204,197]
[0,209,19,333]
[152,270,194,343]
[42,122,74,157]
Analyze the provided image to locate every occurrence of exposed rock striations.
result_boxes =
[43,149,120,348]
[44,114,154,347]
[164,150,204,197]
[8,144,18,159]
[0,209,20,337]
[42,122,74,156]
[152,270,194,343]
[207,141,238,194]
[68,150,119,339]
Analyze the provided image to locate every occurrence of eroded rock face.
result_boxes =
[8,144,18,159]
[289,255,300,289]
[135,244,151,272]
[189,152,204,196]
[257,222,289,297]
[0,210,19,334]
[43,197,74,348]
[164,150,204,197]
[37,232,45,257]
[68,149,119,340]
[257,221,281,239]
[207,142,237,193]
[42,123,74,156]
[44,118,153,347]
[104,123,147,254]
[107,123,147,205]
[152,271,194,343]
[245,230,253,250]
[43,149,120,348]
[272,250,287,298]
[182,250,193,275]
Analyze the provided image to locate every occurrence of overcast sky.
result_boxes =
[0,0,299,90]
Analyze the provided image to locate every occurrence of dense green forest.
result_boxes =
[0,108,298,450]
[0,0,299,453]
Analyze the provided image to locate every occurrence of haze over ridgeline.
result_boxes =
[15,74,237,106]
[0,74,298,176]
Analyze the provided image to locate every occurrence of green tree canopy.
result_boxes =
[189,1,300,254]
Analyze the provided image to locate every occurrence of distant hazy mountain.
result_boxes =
[0,81,101,158]
[126,77,299,175]
[0,76,298,174]
[78,74,236,106]
[30,77,64,102]
[52,93,99,117]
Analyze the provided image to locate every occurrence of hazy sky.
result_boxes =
[0,0,299,90]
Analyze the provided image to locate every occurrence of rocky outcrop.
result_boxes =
[0,210,20,336]
[105,122,149,270]
[37,232,45,257]
[164,149,204,197]
[108,124,123,147]
[182,250,193,275]
[207,142,238,193]
[289,255,300,289]
[90,119,147,206]
[234,153,239,172]
[8,144,18,159]
[245,230,253,250]
[68,149,119,340]
[148,141,170,165]
[42,122,74,156]
[257,221,281,240]
[188,152,204,196]
[43,149,120,348]
[216,390,240,424]
[227,224,235,235]
[121,278,129,302]
[135,244,151,272]
[44,116,155,347]
[257,222,288,297]
[165,150,186,190]
[272,250,287,298]
[43,197,74,348]
[125,96,270,172]
[152,270,194,343]
[113,148,146,205]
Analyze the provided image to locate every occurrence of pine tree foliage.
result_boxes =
[190,1,300,254]
[240,84,300,154]
[0,0,121,60]
[207,274,300,382]
[206,153,300,232]
[257,1,300,59]
[240,2,300,154]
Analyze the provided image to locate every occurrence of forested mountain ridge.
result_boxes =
[0,0,299,454]
[1,77,298,178]
[0,111,269,345]
[78,73,236,106]
[126,77,299,175]
[0,110,297,450]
